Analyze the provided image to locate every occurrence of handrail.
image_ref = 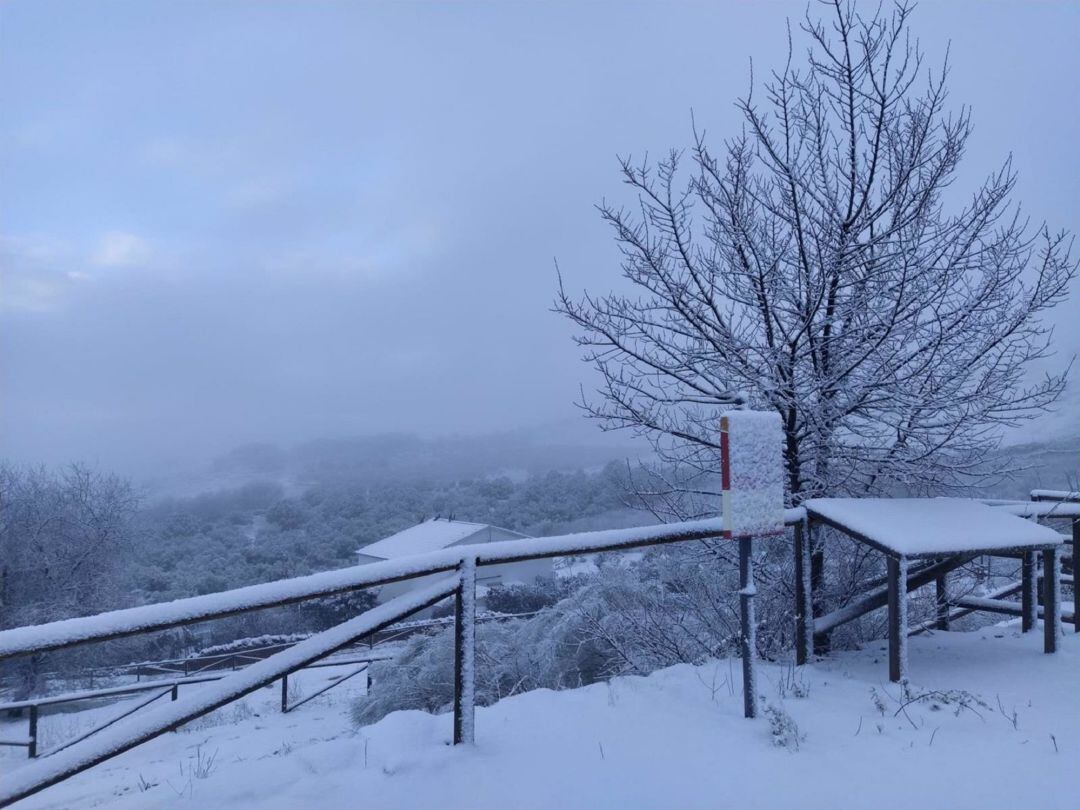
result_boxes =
[0,654,393,713]
[0,512,804,806]
[0,515,803,660]
[1030,489,1080,503]
[0,577,459,808]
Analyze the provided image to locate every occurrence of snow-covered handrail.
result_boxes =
[1030,489,1080,503]
[0,513,802,660]
[0,577,458,809]
[989,500,1080,519]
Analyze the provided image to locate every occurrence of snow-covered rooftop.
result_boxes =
[804,497,1064,557]
[357,519,528,561]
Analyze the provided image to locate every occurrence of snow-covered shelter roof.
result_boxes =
[804,497,1064,557]
[356,518,530,561]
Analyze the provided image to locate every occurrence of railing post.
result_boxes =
[453,556,477,745]
[1072,518,1079,634]
[793,518,813,665]
[887,555,908,683]
[1043,547,1060,653]
[1021,551,1036,632]
[28,704,38,759]
[739,536,757,719]
[281,673,289,713]
[171,684,179,701]
[934,566,950,631]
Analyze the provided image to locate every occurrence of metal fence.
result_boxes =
[0,514,802,807]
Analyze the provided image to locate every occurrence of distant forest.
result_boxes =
[133,461,639,604]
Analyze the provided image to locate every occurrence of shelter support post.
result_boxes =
[739,536,757,719]
[934,568,950,632]
[1043,547,1060,654]
[1072,519,1079,634]
[1021,551,1037,633]
[887,555,908,683]
[453,557,477,744]
[794,519,813,666]
[809,519,829,655]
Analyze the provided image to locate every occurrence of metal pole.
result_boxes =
[1043,547,1060,654]
[887,555,908,682]
[453,557,477,745]
[28,705,37,759]
[281,674,288,713]
[739,536,757,719]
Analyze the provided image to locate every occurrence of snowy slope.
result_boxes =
[4,629,1077,810]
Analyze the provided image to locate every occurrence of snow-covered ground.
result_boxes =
[5,627,1077,810]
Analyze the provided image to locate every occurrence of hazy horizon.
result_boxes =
[3,0,1078,477]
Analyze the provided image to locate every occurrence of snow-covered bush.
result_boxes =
[762,701,803,750]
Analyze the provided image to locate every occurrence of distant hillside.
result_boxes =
[982,434,1080,499]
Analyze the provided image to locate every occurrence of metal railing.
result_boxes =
[0,514,802,807]
[0,652,391,760]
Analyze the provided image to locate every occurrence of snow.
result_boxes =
[358,519,528,561]
[6,630,1077,810]
[804,497,1064,557]
[722,410,785,538]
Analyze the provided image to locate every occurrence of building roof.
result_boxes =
[356,518,529,561]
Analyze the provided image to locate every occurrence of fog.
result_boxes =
[2,0,1078,478]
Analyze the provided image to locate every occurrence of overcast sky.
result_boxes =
[2,0,1078,476]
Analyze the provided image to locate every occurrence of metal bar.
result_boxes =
[0,673,228,713]
[28,706,37,759]
[739,536,756,719]
[793,518,812,666]
[40,688,172,759]
[1021,551,1036,632]
[887,556,908,683]
[453,558,477,745]
[282,664,369,714]
[0,578,457,809]
[1043,547,1060,654]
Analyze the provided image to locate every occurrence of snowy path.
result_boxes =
[4,628,1077,810]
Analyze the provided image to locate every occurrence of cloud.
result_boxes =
[91,231,151,268]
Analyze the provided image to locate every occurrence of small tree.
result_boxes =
[557,0,1075,512]
[0,463,138,696]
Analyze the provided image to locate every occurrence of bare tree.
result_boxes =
[557,0,1075,514]
[0,464,138,697]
